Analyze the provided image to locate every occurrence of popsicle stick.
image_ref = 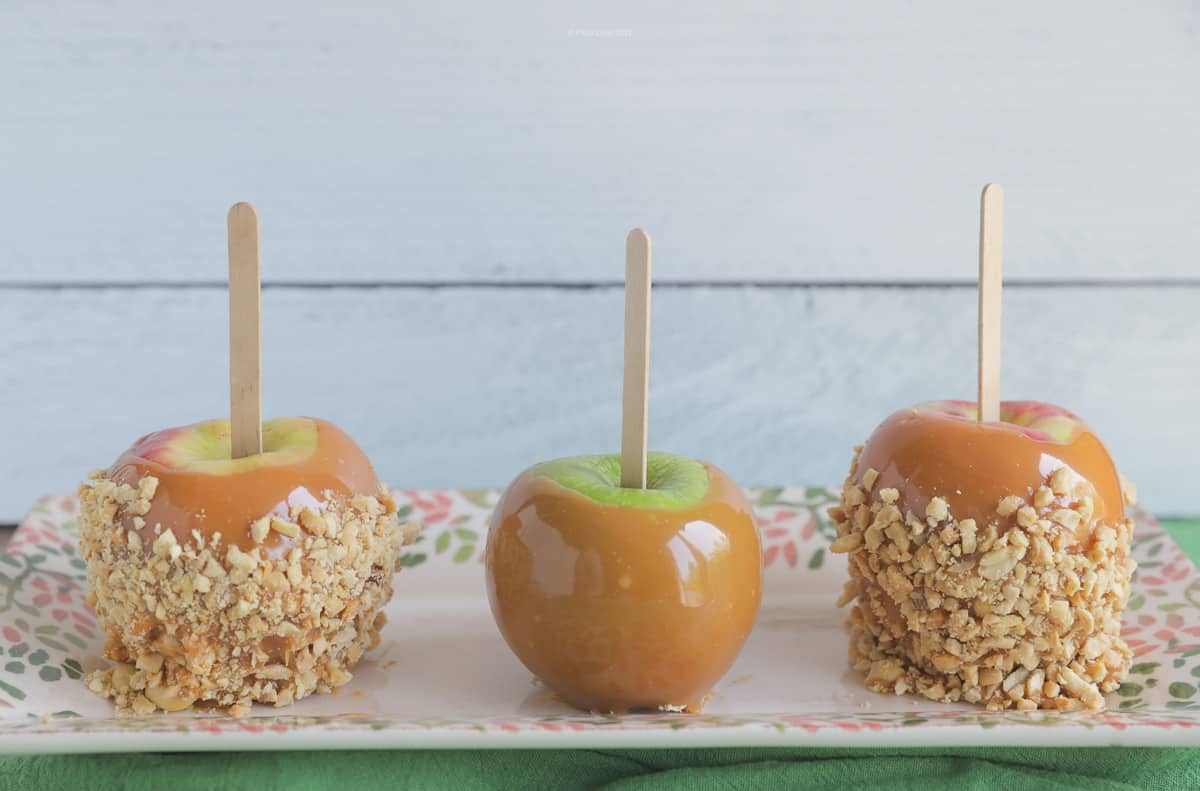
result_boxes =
[620,228,652,489]
[977,183,1004,423]
[228,202,263,458]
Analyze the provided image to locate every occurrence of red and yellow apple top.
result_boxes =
[855,401,1123,544]
[108,417,382,556]
[486,460,761,713]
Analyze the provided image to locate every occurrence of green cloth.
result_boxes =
[3,519,1199,790]
[1164,518,1200,568]
[0,746,1197,790]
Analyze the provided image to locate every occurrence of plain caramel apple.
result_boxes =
[486,457,761,713]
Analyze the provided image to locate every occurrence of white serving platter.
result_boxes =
[1,486,1198,752]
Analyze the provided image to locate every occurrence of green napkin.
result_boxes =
[1,746,1197,790]
[3,519,1198,791]
[1166,518,1200,567]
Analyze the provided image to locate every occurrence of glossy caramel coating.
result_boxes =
[109,418,382,556]
[486,463,761,713]
[855,404,1123,543]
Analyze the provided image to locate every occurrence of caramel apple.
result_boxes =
[487,229,761,713]
[829,401,1136,711]
[485,453,762,713]
[78,417,416,715]
[77,203,417,715]
[77,417,415,715]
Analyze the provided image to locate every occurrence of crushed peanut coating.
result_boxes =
[78,470,419,716]
[830,448,1135,712]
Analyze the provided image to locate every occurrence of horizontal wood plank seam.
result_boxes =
[2,279,1199,291]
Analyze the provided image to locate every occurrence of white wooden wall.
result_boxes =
[2,2,1198,519]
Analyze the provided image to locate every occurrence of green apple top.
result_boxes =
[106,417,382,554]
[532,452,710,509]
[854,400,1127,539]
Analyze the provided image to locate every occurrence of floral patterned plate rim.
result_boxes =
[1,487,1198,753]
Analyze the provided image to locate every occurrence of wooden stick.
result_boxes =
[620,228,652,489]
[228,202,263,458]
[978,183,1004,423]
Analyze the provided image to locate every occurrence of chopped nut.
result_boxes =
[138,476,160,501]
[1076,496,1095,525]
[250,518,271,544]
[1056,666,1103,709]
[1030,535,1053,566]
[129,694,157,715]
[298,509,324,535]
[996,496,1024,517]
[1002,667,1030,694]
[925,497,949,523]
[1049,467,1071,497]
[979,668,1003,687]
[229,599,255,619]
[885,521,910,553]
[270,518,300,539]
[978,545,1023,580]
[931,653,961,672]
[1026,668,1045,694]
[1034,486,1055,509]
[1082,637,1104,660]
[1050,509,1081,532]
[854,506,869,531]
[862,469,880,491]
[225,544,256,574]
[152,529,178,559]
[264,570,291,592]
[873,505,902,527]
[135,653,164,675]
[256,664,294,681]
[110,663,134,693]
[202,557,226,579]
[830,533,863,553]
[958,519,978,554]
[145,685,197,713]
[867,659,903,684]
